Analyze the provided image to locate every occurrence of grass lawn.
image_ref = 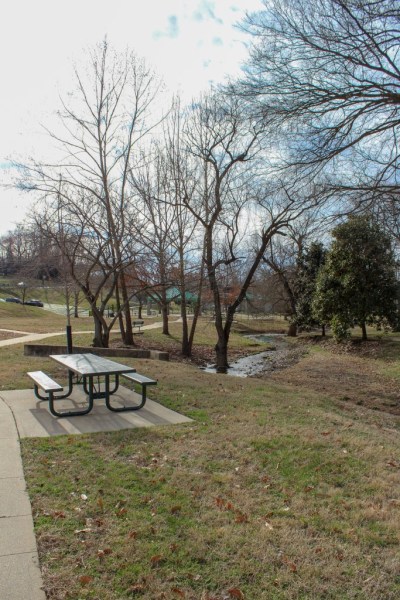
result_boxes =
[0,302,94,333]
[1,310,399,598]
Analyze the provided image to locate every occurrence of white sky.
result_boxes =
[0,0,262,235]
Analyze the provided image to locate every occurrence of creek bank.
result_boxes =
[202,334,305,377]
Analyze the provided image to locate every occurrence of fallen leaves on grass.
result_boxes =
[235,512,248,523]
[97,547,112,559]
[215,497,249,524]
[228,588,244,599]
[171,588,185,597]
[42,510,66,519]
[79,575,93,586]
[128,530,138,539]
[128,583,146,594]
[281,555,298,573]
[150,554,164,567]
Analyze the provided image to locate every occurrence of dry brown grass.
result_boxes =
[0,329,25,340]
[0,303,81,333]
[21,351,400,600]
[1,306,399,598]
[271,339,400,416]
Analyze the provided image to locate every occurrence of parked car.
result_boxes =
[24,299,44,307]
[5,297,22,303]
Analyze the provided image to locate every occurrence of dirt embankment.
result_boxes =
[270,336,400,416]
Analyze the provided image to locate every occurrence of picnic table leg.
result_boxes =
[82,374,120,398]
[33,371,74,402]
[105,376,148,412]
[48,377,94,418]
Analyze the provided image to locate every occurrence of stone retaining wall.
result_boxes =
[24,344,169,361]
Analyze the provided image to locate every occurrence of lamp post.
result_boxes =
[57,177,73,354]
[17,281,27,304]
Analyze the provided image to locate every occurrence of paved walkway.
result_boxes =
[0,319,177,348]
[0,396,46,599]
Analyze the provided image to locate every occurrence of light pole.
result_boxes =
[17,281,27,304]
[57,177,73,354]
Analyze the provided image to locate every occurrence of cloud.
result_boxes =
[198,1,223,25]
[167,15,179,38]
[153,14,180,40]
[192,11,204,22]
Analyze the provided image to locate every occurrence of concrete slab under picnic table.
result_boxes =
[1,386,192,438]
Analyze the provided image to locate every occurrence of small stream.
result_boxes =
[202,333,288,377]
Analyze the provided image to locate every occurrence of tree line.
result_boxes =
[3,1,400,370]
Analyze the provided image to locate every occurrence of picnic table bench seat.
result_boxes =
[27,371,63,393]
[133,319,144,333]
[27,370,72,417]
[121,372,157,409]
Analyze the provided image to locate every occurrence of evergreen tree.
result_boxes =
[295,242,326,333]
[313,216,398,341]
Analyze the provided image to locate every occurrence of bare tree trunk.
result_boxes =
[178,246,190,355]
[115,282,126,343]
[92,310,110,348]
[215,307,236,373]
[186,248,206,357]
[74,291,80,318]
[119,272,134,345]
[181,295,190,355]
[361,321,368,341]
[208,239,230,372]
[215,334,229,373]
[161,291,169,335]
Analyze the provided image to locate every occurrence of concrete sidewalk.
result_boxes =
[0,397,46,599]
[0,386,191,598]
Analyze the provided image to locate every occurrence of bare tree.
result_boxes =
[237,0,400,204]
[262,209,328,335]
[182,92,314,372]
[129,148,181,335]
[17,40,165,345]
[34,187,138,347]
[160,101,203,355]
[129,99,205,356]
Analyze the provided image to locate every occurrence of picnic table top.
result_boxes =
[49,353,136,377]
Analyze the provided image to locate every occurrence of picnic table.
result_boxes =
[28,353,156,418]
